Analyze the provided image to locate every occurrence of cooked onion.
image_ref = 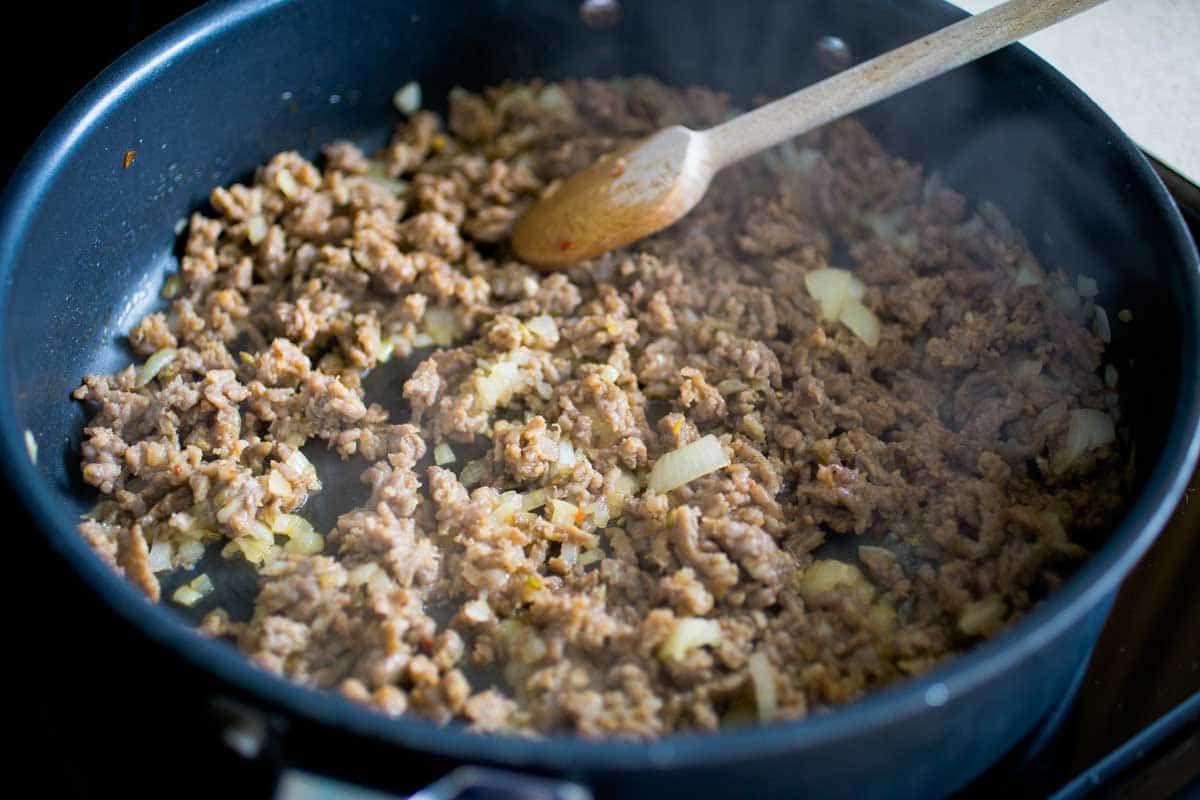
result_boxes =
[838,298,881,348]
[560,542,579,565]
[747,652,777,719]
[434,442,456,465]
[522,489,547,512]
[557,438,577,473]
[1055,408,1116,472]
[804,268,854,321]
[172,573,214,607]
[647,434,730,494]
[135,347,177,388]
[393,81,422,114]
[549,499,578,526]
[658,617,722,661]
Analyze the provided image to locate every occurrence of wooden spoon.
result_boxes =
[511,0,1107,268]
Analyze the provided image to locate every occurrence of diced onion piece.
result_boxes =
[838,298,881,348]
[176,539,206,567]
[1055,409,1116,472]
[525,314,559,346]
[1014,259,1042,287]
[658,617,722,661]
[549,499,578,526]
[172,585,202,607]
[246,215,269,245]
[605,469,639,517]
[560,542,579,565]
[267,470,293,498]
[411,332,435,348]
[148,540,174,572]
[462,598,494,624]
[747,652,777,720]
[136,347,178,388]
[423,307,462,347]
[459,460,486,487]
[492,491,524,525]
[348,562,380,586]
[577,548,605,566]
[393,81,422,114]
[474,352,534,413]
[434,442,456,465]
[958,594,1007,637]
[1093,305,1111,343]
[172,573,214,607]
[647,434,730,494]
[1076,275,1100,298]
[286,449,320,490]
[556,438,576,473]
[522,489,547,512]
[599,365,620,383]
[586,499,609,528]
[249,520,275,543]
[804,268,853,321]
[275,169,299,198]
[796,559,868,603]
[283,521,324,555]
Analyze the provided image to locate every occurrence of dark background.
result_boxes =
[5,2,1198,798]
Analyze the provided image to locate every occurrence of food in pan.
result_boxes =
[73,78,1126,736]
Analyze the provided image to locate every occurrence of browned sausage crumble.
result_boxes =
[73,78,1126,736]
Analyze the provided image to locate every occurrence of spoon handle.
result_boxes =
[702,0,1108,170]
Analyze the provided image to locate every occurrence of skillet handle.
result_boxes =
[275,766,592,800]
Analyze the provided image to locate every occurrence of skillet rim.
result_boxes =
[1,0,1198,774]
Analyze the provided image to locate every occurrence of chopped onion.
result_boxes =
[747,652,777,720]
[434,442,456,465]
[275,169,299,198]
[599,365,620,383]
[525,314,559,346]
[246,215,269,245]
[556,439,576,473]
[1055,409,1116,472]
[838,298,881,348]
[423,307,462,347]
[560,542,579,565]
[283,523,324,555]
[1093,305,1111,343]
[411,332,435,348]
[492,491,524,525]
[796,559,868,603]
[267,470,293,498]
[958,594,1007,637]
[586,499,610,528]
[522,489,547,512]
[577,548,605,566]
[549,499,578,526]
[1014,259,1042,287]
[172,573,214,607]
[459,460,486,487]
[804,268,854,321]
[647,434,730,494]
[136,347,177,388]
[393,81,422,114]
[658,617,722,661]
[148,540,174,573]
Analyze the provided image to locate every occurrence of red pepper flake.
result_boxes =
[123,150,137,169]
[559,240,572,252]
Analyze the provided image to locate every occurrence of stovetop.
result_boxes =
[6,4,1199,798]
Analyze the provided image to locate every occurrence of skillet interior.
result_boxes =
[1,0,1197,797]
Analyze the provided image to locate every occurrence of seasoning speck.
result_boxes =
[24,429,38,465]
[559,240,573,252]
[123,150,137,169]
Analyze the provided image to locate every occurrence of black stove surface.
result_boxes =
[6,4,1199,798]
